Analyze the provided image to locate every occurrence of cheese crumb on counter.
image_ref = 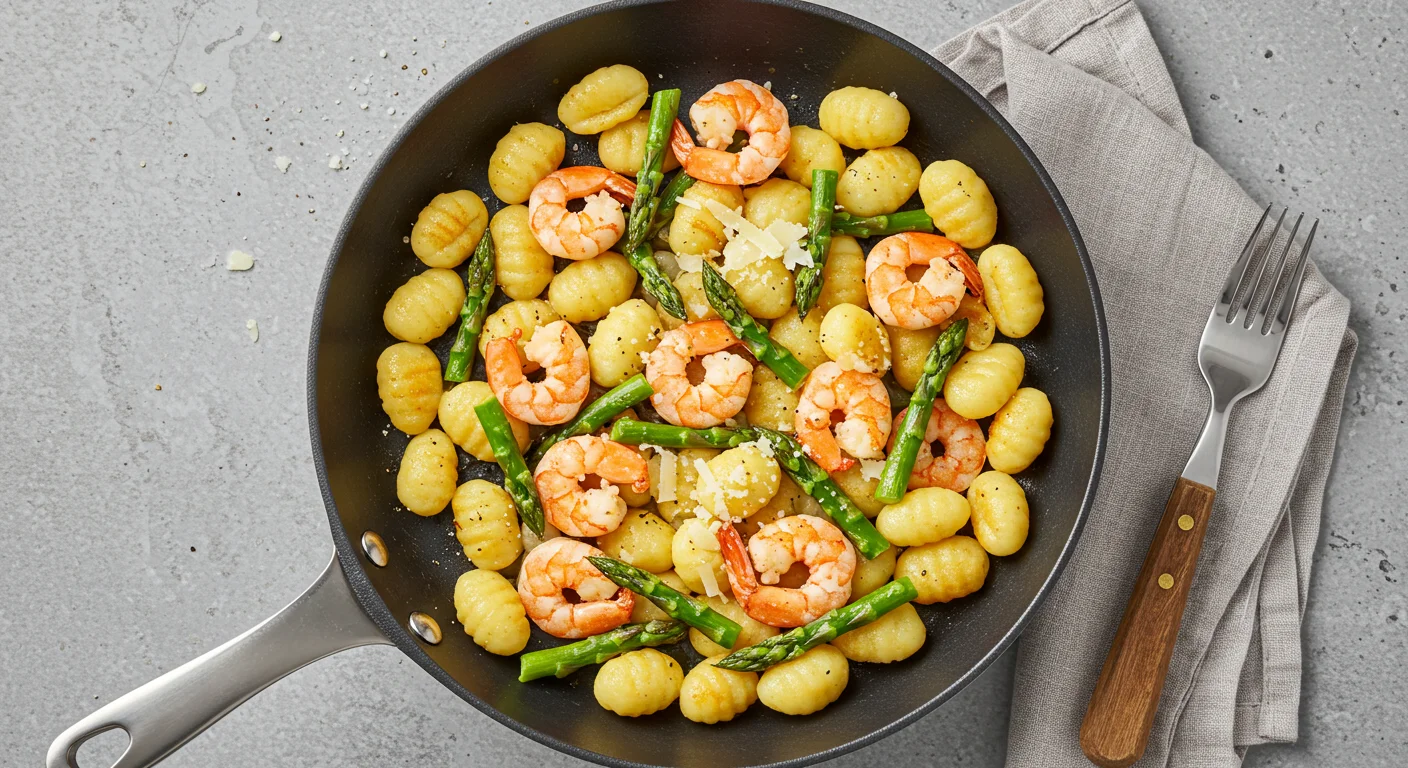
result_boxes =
[269,31,282,42]
[246,319,260,342]
[226,250,254,271]
[274,156,292,173]
[191,82,207,94]
[328,156,343,170]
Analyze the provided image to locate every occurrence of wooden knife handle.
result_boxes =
[1079,476,1217,768]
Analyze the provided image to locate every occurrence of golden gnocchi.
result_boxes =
[743,178,810,229]
[454,569,530,656]
[558,64,650,135]
[490,204,555,300]
[410,190,488,269]
[768,307,828,369]
[987,387,1053,473]
[548,251,638,323]
[396,429,458,516]
[779,125,846,187]
[978,244,1045,338]
[941,294,997,352]
[594,648,683,717]
[693,445,782,521]
[919,159,998,249]
[438,381,531,461]
[836,147,922,217]
[876,487,971,547]
[896,535,989,604]
[943,343,1026,420]
[830,464,886,519]
[671,518,729,595]
[588,298,662,388]
[849,544,898,602]
[452,479,521,571]
[757,644,849,715]
[668,182,745,256]
[630,570,691,623]
[478,298,562,359]
[831,602,926,663]
[680,655,759,724]
[817,236,869,313]
[383,268,466,344]
[888,324,942,392]
[819,86,910,149]
[722,255,795,320]
[819,303,892,374]
[654,447,721,524]
[968,470,1030,556]
[488,122,566,204]
[597,509,675,574]
[376,342,442,435]
[597,109,680,176]
[744,366,801,432]
[688,594,780,657]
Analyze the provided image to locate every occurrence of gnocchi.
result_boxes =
[744,366,801,432]
[940,294,997,352]
[836,147,922,217]
[757,644,849,715]
[654,447,721,524]
[896,535,989,604]
[830,464,887,519]
[478,298,562,359]
[376,342,442,435]
[919,159,998,249]
[876,487,971,547]
[818,87,910,149]
[631,570,690,623]
[669,271,721,326]
[967,470,1030,556]
[679,655,759,724]
[987,387,1053,473]
[943,343,1026,420]
[768,307,828,369]
[490,205,555,300]
[452,479,522,570]
[688,594,780,657]
[488,122,566,204]
[438,381,531,461]
[548,251,638,323]
[588,298,662,387]
[817,236,869,313]
[597,509,676,574]
[383,268,466,344]
[743,178,810,229]
[819,303,892,374]
[779,125,847,187]
[722,255,795,320]
[396,429,458,516]
[453,569,531,655]
[672,518,730,595]
[693,446,781,522]
[594,648,684,717]
[557,64,650,135]
[410,190,488,269]
[977,244,1045,338]
[597,109,680,176]
[831,602,926,663]
[849,544,898,602]
[887,324,942,392]
[668,181,744,256]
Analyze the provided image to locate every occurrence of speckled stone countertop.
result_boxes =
[2,1,1402,766]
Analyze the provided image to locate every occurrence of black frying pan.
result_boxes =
[48,1,1109,766]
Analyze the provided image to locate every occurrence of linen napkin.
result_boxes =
[932,1,1357,765]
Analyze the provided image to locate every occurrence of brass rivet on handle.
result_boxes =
[1158,573,1175,590]
[1177,514,1195,531]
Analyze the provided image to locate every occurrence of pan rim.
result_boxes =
[307,1,1111,766]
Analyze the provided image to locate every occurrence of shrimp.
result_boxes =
[717,515,856,628]
[517,537,634,639]
[865,232,984,330]
[528,166,637,260]
[534,435,650,537]
[485,320,589,425]
[645,319,752,428]
[669,80,791,186]
[794,361,892,473]
[889,400,986,493]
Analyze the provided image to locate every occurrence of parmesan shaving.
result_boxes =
[702,198,812,273]
[698,564,723,597]
[859,458,886,481]
[644,445,678,503]
[674,252,705,274]
[693,458,725,520]
[675,195,703,210]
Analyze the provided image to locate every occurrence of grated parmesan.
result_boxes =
[701,199,812,272]
[859,458,886,481]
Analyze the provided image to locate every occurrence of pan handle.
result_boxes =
[46,552,390,768]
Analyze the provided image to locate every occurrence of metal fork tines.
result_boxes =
[1181,203,1319,488]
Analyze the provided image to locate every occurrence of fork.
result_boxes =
[1079,204,1318,768]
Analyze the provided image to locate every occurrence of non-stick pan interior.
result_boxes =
[311,1,1106,766]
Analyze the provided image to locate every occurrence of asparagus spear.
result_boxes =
[749,427,891,560]
[644,170,696,240]
[608,420,891,560]
[444,231,496,382]
[518,620,686,682]
[699,261,811,389]
[609,418,752,449]
[526,374,654,467]
[874,320,968,504]
[793,168,838,319]
[714,578,919,672]
[830,209,935,238]
[473,397,545,536]
[587,557,742,647]
[621,89,687,319]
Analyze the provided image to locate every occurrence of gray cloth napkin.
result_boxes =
[932,1,1357,766]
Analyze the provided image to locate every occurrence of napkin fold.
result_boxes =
[933,1,1356,766]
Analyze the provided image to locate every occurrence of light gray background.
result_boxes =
[1,0,1403,766]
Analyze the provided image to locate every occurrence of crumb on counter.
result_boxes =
[246,319,260,343]
[226,250,255,271]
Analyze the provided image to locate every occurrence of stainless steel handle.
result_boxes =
[47,552,390,768]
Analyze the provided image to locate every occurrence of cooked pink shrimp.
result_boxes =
[517,537,634,639]
[645,319,752,428]
[669,80,790,186]
[889,400,986,493]
[534,435,650,537]
[485,321,589,425]
[865,232,984,329]
[528,166,637,260]
[795,361,892,473]
[717,516,856,628]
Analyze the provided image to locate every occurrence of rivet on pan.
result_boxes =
[1158,573,1175,590]
[1177,514,1195,531]
[361,531,389,567]
[409,612,443,645]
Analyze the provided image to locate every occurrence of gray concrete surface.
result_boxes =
[1,0,1402,766]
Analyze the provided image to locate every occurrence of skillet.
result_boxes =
[48,1,1109,766]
